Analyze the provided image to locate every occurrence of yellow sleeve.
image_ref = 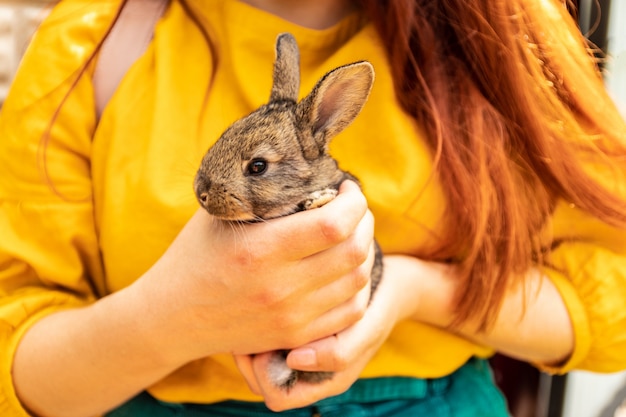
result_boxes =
[0,1,120,414]
[538,200,626,375]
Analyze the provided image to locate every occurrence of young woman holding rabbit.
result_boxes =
[1,0,625,416]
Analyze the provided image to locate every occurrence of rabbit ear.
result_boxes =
[297,62,374,158]
[270,33,300,102]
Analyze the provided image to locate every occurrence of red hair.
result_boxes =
[357,0,626,328]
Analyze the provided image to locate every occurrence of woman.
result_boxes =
[1,0,625,416]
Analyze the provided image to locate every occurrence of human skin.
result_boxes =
[13,182,375,417]
[238,0,358,29]
[236,257,573,411]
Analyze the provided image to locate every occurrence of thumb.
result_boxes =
[286,335,344,373]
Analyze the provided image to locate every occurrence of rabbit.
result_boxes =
[194,32,382,390]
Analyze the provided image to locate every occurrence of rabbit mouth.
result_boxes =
[200,201,258,222]
[213,213,259,222]
[255,205,300,221]
[212,208,294,223]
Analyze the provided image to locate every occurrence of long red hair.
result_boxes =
[357,0,626,328]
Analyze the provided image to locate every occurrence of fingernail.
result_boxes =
[288,348,317,367]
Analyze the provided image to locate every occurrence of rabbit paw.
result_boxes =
[267,350,335,390]
[268,350,298,389]
[303,188,338,210]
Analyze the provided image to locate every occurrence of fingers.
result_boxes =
[247,352,342,412]
[301,226,375,312]
[290,205,375,297]
[284,318,381,375]
[235,246,389,412]
[239,186,375,338]
[285,332,358,374]
[274,237,376,350]
[286,253,389,373]
[291,271,372,349]
[258,180,369,261]
[233,355,261,395]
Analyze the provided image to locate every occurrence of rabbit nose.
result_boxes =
[194,175,211,207]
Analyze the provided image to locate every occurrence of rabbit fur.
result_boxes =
[194,32,382,390]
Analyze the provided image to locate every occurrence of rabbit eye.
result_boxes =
[247,159,268,176]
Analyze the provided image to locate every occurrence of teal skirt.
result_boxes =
[107,358,510,416]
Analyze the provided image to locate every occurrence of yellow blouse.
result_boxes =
[0,0,625,414]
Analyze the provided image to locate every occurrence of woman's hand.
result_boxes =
[233,254,412,411]
[233,253,574,411]
[13,180,374,417]
[131,180,375,365]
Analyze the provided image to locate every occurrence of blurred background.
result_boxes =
[0,1,624,416]
[0,0,48,102]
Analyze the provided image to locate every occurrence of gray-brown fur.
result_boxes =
[194,32,382,390]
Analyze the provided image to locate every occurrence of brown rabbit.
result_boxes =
[194,32,382,390]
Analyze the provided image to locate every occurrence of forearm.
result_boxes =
[462,268,573,365]
[388,255,574,365]
[12,281,182,417]
[12,198,374,417]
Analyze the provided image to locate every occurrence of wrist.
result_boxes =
[124,267,232,372]
[12,282,187,417]
[384,255,458,328]
[92,279,190,371]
